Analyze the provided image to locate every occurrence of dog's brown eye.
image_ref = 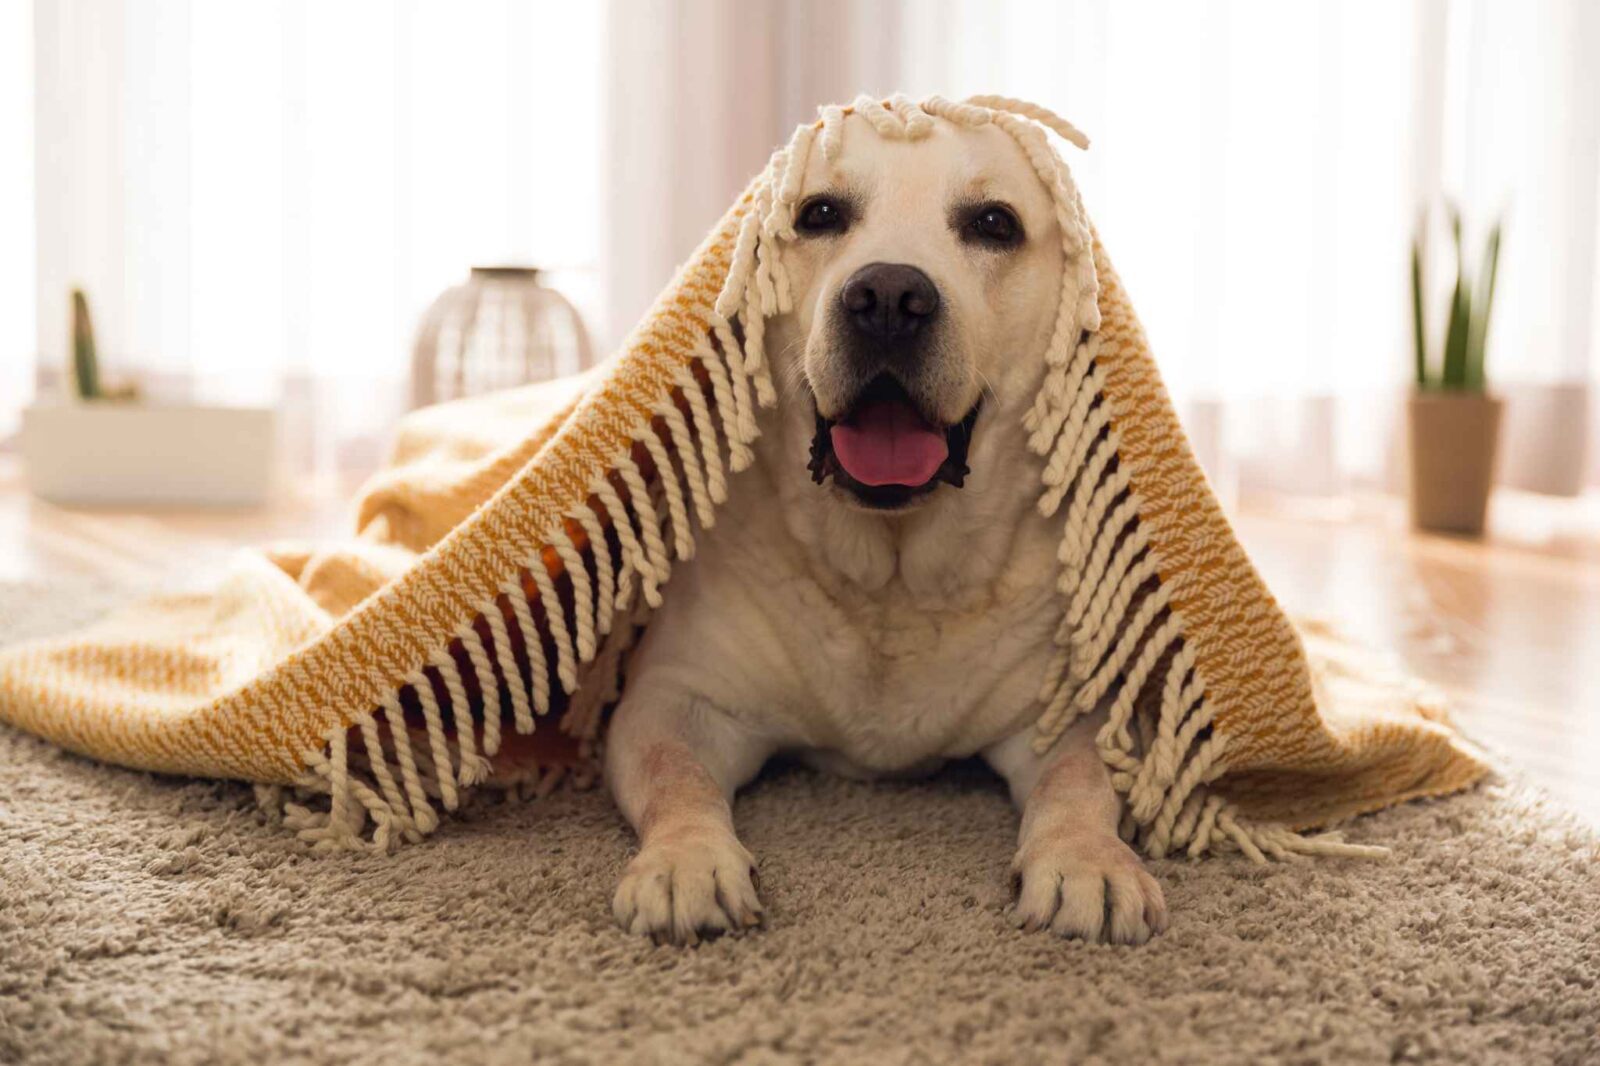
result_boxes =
[968,205,1022,246]
[797,197,848,235]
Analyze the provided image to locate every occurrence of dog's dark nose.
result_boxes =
[840,263,940,342]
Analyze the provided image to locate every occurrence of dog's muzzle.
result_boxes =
[808,375,980,510]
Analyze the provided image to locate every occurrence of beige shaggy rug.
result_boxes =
[1,580,1598,1066]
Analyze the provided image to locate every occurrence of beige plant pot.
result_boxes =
[1407,391,1503,535]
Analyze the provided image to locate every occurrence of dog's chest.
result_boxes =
[660,490,1065,772]
[782,574,1059,770]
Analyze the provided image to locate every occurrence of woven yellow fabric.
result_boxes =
[0,96,1486,858]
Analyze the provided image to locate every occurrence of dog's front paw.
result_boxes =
[612,830,763,946]
[1010,833,1167,945]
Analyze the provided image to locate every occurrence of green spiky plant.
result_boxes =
[68,289,138,402]
[1412,205,1502,391]
[71,288,101,401]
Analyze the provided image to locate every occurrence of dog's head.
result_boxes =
[764,104,1085,512]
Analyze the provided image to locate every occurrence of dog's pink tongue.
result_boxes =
[830,401,948,487]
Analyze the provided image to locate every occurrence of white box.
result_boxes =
[20,401,276,507]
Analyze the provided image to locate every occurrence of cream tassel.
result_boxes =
[550,528,597,663]
[888,93,934,138]
[853,94,904,139]
[695,336,748,474]
[640,425,694,561]
[1095,617,1184,754]
[966,94,1091,151]
[767,122,816,241]
[1069,542,1156,645]
[615,455,672,598]
[713,318,760,451]
[676,363,728,504]
[1065,493,1143,613]
[458,624,502,757]
[431,650,490,786]
[659,394,716,529]
[528,560,579,693]
[920,94,993,128]
[483,595,534,735]
[381,691,438,833]
[501,575,551,718]
[572,504,617,638]
[819,104,846,161]
[358,713,421,843]
[411,672,459,811]
[1071,548,1162,673]
[593,474,655,609]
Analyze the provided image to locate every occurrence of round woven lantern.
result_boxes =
[410,266,593,409]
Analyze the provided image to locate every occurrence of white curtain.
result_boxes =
[0,1,33,433]
[599,0,905,357]
[898,0,1426,499]
[603,0,1600,498]
[9,0,1598,497]
[13,0,601,477]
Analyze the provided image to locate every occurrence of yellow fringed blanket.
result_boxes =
[0,95,1486,858]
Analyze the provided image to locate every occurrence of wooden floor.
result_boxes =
[2,455,1596,825]
[1234,491,1600,825]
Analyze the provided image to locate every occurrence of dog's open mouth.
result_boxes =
[807,375,980,508]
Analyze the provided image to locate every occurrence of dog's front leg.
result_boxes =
[605,687,773,945]
[985,712,1168,945]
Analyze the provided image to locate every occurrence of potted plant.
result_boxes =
[1407,208,1503,535]
[20,289,276,507]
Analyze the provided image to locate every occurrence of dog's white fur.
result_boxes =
[606,114,1166,945]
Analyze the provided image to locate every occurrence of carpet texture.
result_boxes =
[2,581,1598,1065]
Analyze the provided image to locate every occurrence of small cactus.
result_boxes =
[71,288,101,401]
[1411,206,1503,391]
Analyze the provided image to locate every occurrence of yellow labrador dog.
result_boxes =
[606,111,1167,946]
